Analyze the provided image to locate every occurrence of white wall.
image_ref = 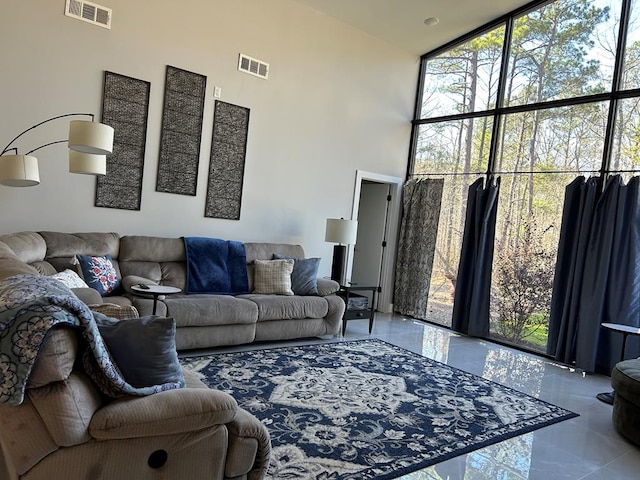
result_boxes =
[0,0,417,277]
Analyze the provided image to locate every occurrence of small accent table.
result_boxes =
[596,322,640,405]
[337,284,377,336]
[130,284,182,315]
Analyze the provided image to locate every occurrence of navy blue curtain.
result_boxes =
[451,177,501,337]
[547,175,640,374]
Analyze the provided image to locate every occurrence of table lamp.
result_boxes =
[325,218,358,285]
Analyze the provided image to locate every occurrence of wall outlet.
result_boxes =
[214,86,222,98]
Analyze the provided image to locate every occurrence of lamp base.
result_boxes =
[331,244,346,285]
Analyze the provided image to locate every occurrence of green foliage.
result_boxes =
[417,0,640,345]
[492,217,556,343]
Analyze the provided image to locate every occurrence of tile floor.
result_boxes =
[182,312,640,479]
[354,313,640,480]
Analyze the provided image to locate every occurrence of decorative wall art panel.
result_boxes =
[96,71,150,210]
[156,66,207,196]
[205,100,250,220]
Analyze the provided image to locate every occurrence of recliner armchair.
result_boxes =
[0,326,270,479]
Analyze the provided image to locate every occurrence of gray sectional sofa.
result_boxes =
[0,231,345,351]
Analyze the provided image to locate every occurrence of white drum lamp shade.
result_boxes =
[69,150,107,175]
[68,120,114,155]
[0,114,114,187]
[325,218,358,245]
[0,155,40,187]
[325,218,358,284]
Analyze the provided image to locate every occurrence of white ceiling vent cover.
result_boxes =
[65,0,112,29]
[238,54,269,80]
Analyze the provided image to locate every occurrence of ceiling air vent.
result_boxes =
[65,0,112,29]
[238,54,269,80]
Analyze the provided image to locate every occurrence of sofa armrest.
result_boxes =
[71,287,103,305]
[225,409,271,480]
[0,256,39,281]
[317,277,339,296]
[89,388,238,440]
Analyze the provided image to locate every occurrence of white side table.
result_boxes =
[130,284,181,315]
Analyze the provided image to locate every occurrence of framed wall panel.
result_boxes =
[156,65,207,196]
[205,100,250,220]
[96,71,150,210]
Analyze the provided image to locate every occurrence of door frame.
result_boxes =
[348,170,403,313]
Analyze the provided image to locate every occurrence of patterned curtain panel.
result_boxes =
[394,177,444,320]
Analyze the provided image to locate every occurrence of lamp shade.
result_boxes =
[68,120,114,155]
[325,218,358,245]
[0,155,40,187]
[69,150,106,175]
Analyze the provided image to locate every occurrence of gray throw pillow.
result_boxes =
[273,253,321,295]
[95,313,185,389]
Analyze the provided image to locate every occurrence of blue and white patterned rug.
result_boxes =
[180,339,577,479]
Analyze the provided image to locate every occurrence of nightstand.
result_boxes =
[337,284,377,336]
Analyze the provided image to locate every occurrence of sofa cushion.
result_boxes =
[245,243,305,291]
[0,256,40,281]
[119,236,185,262]
[71,287,104,305]
[39,231,120,259]
[96,315,185,389]
[164,295,258,327]
[239,294,329,321]
[89,388,238,440]
[273,253,320,295]
[252,259,294,295]
[39,231,122,279]
[76,254,120,296]
[0,232,47,264]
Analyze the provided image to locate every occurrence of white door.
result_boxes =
[351,182,390,309]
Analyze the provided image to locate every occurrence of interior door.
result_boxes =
[351,182,390,309]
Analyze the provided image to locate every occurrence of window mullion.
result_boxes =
[600,0,632,181]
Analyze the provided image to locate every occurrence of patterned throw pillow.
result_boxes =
[76,254,120,296]
[50,269,90,289]
[89,303,139,320]
[252,259,295,295]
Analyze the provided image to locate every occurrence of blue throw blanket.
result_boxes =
[183,237,249,294]
[0,274,183,406]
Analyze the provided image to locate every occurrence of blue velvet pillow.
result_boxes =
[95,314,185,389]
[76,254,120,296]
[273,253,320,295]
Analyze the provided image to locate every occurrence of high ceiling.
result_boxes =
[293,0,535,56]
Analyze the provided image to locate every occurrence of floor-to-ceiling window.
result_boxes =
[410,0,640,353]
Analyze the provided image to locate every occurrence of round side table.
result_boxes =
[130,284,181,315]
[596,322,640,405]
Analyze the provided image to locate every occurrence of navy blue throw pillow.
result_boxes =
[96,314,185,389]
[273,253,320,295]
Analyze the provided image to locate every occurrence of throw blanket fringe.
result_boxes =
[183,237,249,294]
[0,274,182,406]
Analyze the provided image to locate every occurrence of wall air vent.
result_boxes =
[238,54,269,80]
[65,0,112,29]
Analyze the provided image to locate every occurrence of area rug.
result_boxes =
[180,339,577,479]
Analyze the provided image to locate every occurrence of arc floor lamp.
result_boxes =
[0,113,114,187]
